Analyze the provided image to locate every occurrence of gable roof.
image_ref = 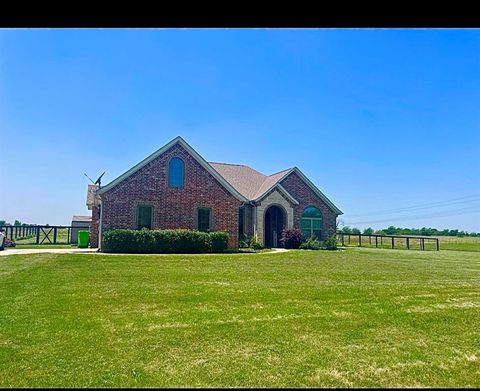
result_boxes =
[210,163,342,214]
[92,136,342,215]
[208,163,273,200]
[95,136,248,202]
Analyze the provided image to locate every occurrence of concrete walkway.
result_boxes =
[0,247,289,257]
[0,248,98,256]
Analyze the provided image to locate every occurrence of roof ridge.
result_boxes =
[208,162,250,167]
[268,167,294,177]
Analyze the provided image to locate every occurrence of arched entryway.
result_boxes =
[264,205,285,248]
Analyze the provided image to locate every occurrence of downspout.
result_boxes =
[253,202,257,241]
[98,197,103,251]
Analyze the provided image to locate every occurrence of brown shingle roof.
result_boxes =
[209,162,293,201]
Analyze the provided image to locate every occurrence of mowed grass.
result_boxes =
[0,248,479,387]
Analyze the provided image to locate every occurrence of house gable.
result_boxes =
[280,170,341,237]
[280,168,342,215]
[97,136,248,202]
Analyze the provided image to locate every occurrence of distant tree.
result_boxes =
[0,220,5,226]
[341,226,352,234]
[351,228,361,234]
[363,227,374,235]
[384,226,397,235]
[373,226,473,237]
[14,220,21,226]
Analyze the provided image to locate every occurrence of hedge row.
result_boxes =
[103,228,229,254]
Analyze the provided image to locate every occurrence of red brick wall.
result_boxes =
[97,143,242,249]
[90,205,100,247]
[280,171,338,239]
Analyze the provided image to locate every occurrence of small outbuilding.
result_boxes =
[70,215,92,244]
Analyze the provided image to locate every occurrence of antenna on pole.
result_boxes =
[94,172,106,187]
[84,171,106,188]
[84,173,95,184]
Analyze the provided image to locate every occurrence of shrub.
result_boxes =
[299,236,321,250]
[238,233,249,248]
[238,234,264,251]
[281,227,303,249]
[322,234,338,250]
[249,237,264,250]
[210,231,229,253]
[103,228,229,254]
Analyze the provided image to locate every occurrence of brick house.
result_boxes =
[87,136,342,249]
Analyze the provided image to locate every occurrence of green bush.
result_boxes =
[238,234,264,251]
[322,234,338,250]
[249,237,264,250]
[239,233,249,248]
[103,228,229,254]
[210,231,229,253]
[299,236,321,250]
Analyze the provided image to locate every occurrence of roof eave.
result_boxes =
[291,167,343,215]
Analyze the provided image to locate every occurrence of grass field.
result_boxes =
[434,236,480,252]
[1,247,479,387]
[340,235,480,252]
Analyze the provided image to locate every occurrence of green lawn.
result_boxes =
[0,248,479,387]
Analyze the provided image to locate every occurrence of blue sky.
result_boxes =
[0,29,479,231]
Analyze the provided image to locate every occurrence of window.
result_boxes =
[137,205,153,229]
[238,207,245,237]
[197,208,211,232]
[168,157,185,188]
[301,206,322,239]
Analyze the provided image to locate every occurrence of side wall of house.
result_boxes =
[98,143,242,249]
[280,171,338,239]
[90,205,100,247]
[243,204,255,238]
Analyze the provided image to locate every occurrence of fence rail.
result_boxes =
[336,232,439,251]
[0,225,74,245]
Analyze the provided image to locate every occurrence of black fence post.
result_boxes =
[406,237,410,249]
[391,237,394,249]
[359,234,362,247]
[375,236,378,248]
[36,226,40,244]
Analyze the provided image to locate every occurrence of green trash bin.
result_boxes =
[78,230,90,248]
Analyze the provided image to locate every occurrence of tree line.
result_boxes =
[0,220,28,226]
[0,220,24,226]
[340,226,479,237]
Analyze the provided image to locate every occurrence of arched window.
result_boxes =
[301,206,322,239]
[168,158,185,188]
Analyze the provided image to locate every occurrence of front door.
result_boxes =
[264,205,285,248]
